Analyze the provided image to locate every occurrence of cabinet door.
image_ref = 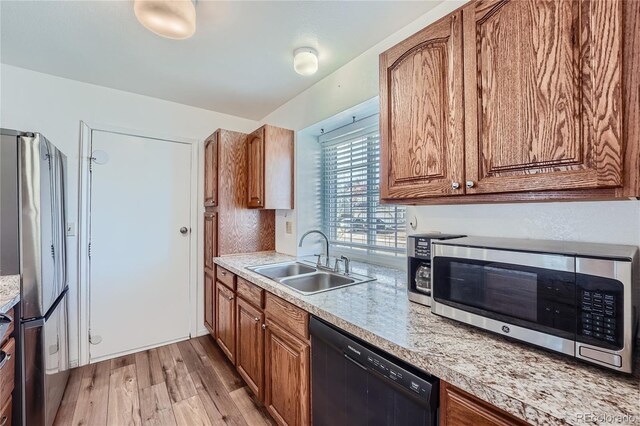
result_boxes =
[215,282,236,364]
[264,319,310,426]
[463,0,623,194]
[380,11,465,200]
[204,134,218,207]
[203,212,217,271]
[247,127,265,208]
[204,269,214,334]
[440,381,528,426]
[236,297,264,400]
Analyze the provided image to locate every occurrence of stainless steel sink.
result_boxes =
[280,272,355,294]
[249,262,317,280]
[247,261,375,295]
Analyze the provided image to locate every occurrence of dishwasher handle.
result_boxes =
[344,353,367,370]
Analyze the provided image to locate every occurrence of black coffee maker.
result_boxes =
[407,233,465,307]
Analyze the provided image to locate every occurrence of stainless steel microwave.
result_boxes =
[431,237,639,373]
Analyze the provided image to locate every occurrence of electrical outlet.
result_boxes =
[286,221,293,234]
[66,223,76,236]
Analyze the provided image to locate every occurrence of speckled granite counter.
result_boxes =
[215,251,640,426]
[0,275,20,313]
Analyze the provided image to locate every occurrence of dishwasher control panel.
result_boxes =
[344,339,433,400]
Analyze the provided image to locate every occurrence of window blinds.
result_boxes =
[320,119,406,256]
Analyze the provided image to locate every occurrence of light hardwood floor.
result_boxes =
[54,335,276,426]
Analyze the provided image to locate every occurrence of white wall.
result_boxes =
[408,201,640,245]
[264,0,640,258]
[0,64,258,365]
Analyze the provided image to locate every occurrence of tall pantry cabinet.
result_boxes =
[202,129,275,335]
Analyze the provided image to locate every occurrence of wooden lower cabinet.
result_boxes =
[264,318,310,426]
[210,270,311,425]
[204,269,215,334]
[0,311,14,426]
[236,297,265,400]
[215,281,236,364]
[0,396,11,426]
[440,381,528,426]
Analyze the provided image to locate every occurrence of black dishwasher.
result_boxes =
[310,317,439,426]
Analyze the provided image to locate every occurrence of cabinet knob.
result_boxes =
[227,295,233,301]
[466,180,475,189]
[451,182,460,190]
[262,323,267,330]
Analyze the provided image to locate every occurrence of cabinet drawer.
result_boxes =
[0,338,15,405]
[216,266,235,290]
[0,396,11,426]
[0,309,14,346]
[440,381,528,426]
[265,293,308,340]
[237,277,264,309]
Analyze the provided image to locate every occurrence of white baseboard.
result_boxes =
[71,331,211,369]
[195,328,211,337]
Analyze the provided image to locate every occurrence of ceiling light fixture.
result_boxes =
[293,47,318,76]
[134,0,196,40]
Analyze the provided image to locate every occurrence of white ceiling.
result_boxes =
[1,1,442,120]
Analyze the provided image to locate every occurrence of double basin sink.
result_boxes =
[247,261,375,295]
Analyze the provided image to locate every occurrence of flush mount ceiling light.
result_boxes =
[134,0,196,40]
[293,47,319,76]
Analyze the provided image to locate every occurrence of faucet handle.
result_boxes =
[313,254,323,267]
[340,255,351,274]
[333,258,344,273]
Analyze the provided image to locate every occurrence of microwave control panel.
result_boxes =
[580,290,618,345]
[413,238,432,258]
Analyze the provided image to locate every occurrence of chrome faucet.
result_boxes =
[298,230,330,268]
[340,255,350,274]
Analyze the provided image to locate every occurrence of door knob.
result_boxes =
[180,227,189,235]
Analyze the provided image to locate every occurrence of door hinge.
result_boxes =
[51,244,55,258]
[88,242,91,259]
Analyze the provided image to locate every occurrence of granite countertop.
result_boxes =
[0,275,20,314]
[214,251,640,426]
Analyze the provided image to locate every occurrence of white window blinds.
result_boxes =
[320,116,406,258]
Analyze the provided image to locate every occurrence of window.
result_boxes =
[320,115,406,261]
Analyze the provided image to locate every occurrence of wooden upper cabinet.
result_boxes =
[236,297,265,401]
[247,125,294,209]
[203,212,217,271]
[247,127,265,208]
[463,0,623,194]
[380,10,465,199]
[204,133,218,207]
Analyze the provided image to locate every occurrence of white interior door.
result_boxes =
[89,130,192,362]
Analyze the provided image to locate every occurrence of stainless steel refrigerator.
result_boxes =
[0,129,70,426]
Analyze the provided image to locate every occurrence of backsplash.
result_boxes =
[407,200,640,247]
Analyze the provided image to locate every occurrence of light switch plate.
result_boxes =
[66,222,76,236]
[286,221,293,234]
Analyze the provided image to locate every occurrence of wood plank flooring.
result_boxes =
[54,335,276,426]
